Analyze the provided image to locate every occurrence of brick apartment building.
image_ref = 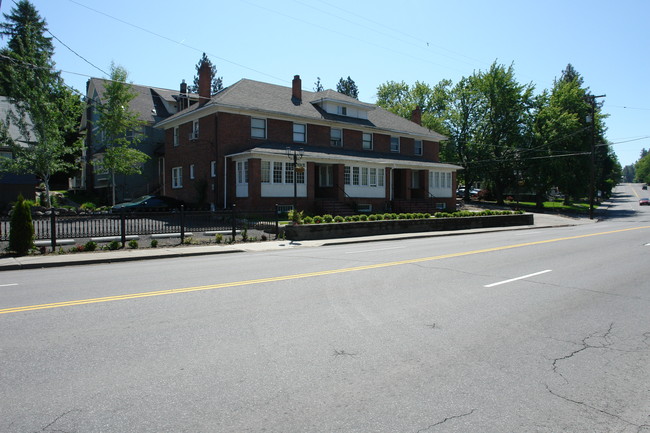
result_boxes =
[156,65,461,214]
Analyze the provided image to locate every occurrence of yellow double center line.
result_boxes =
[2,226,648,315]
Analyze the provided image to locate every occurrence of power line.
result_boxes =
[47,30,109,77]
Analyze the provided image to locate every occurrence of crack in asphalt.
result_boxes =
[35,409,80,433]
[551,323,614,383]
[546,323,650,431]
[415,409,476,432]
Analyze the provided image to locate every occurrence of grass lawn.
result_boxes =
[505,200,595,214]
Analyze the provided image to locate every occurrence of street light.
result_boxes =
[286,147,304,211]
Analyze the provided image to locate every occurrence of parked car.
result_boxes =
[642,185,647,190]
[112,195,185,212]
[639,198,650,206]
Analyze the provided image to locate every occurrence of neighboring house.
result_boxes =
[156,71,461,214]
[0,96,37,210]
[74,78,198,202]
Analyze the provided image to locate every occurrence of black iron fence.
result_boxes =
[0,207,280,248]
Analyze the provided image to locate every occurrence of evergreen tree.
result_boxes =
[93,63,149,205]
[313,77,324,92]
[189,52,223,95]
[0,0,83,206]
[9,194,34,256]
[336,76,359,99]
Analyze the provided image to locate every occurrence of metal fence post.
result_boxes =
[275,204,280,239]
[231,204,237,241]
[50,208,56,251]
[180,205,185,244]
[120,211,126,247]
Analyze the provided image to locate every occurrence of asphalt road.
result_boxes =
[1,184,649,432]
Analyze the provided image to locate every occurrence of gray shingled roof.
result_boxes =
[157,79,447,141]
[87,78,194,125]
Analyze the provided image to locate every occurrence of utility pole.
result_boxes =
[587,94,606,220]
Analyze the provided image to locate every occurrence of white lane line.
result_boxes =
[484,270,552,288]
[346,246,405,254]
[0,283,19,287]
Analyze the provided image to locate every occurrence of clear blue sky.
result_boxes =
[4,0,649,168]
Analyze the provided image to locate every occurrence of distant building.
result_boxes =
[73,79,197,202]
[0,96,37,210]
[156,71,461,214]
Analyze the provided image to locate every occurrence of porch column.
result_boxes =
[248,158,261,200]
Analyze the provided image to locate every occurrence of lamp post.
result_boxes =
[286,147,304,211]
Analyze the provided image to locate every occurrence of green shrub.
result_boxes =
[241,229,248,241]
[359,214,368,221]
[323,214,333,223]
[84,241,98,252]
[334,215,344,222]
[9,194,34,256]
[313,215,323,224]
[344,216,353,222]
[374,213,384,221]
[288,209,304,224]
[351,215,360,222]
[150,239,159,248]
[128,239,139,249]
[80,202,97,211]
[424,213,431,219]
[303,216,313,224]
[107,240,120,250]
[215,233,223,243]
[368,214,377,221]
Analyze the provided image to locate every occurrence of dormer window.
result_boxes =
[337,106,347,116]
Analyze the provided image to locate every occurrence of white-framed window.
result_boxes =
[414,139,423,156]
[362,132,373,150]
[361,167,368,186]
[261,160,271,183]
[296,164,305,184]
[352,167,360,186]
[369,168,377,187]
[173,127,179,147]
[378,168,384,187]
[189,120,199,140]
[390,136,400,152]
[330,128,342,147]
[190,164,195,180]
[344,166,351,185]
[337,106,347,116]
[285,162,294,184]
[293,123,306,142]
[319,165,333,187]
[273,161,283,183]
[211,161,216,177]
[251,118,266,139]
[237,161,248,184]
[171,167,182,189]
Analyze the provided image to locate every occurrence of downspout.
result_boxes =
[223,156,228,209]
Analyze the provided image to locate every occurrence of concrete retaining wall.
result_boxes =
[283,213,534,241]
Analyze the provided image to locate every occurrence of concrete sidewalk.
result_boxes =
[0,212,596,271]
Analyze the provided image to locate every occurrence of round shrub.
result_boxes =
[84,241,98,252]
[128,239,139,249]
[334,215,344,222]
[323,214,333,223]
[359,214,368,221]
[344,216,353,222]
[313,215,323,224]
[368,214,377,221]
[303,216,313,224]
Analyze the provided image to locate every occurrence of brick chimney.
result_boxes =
[292,75,302,103]
[411,106,422,125]
[198,62,212,107]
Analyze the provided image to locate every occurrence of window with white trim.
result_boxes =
[285,162,294,184]
[190,164,195,180]
[173,127,179,146]
[362,132,373,150]
[414,139,423,156]
[211,161,216,177]
[171,167,182,189]
[330,128,342,147]
[273,161,283,183]
[251,118,266,139]
[369,168,377,187]
[390,136,400,152]
[412,171,420,188]
[344,166,351,185]
[352,167,359,186]
[261,161,271,183]
[190,120,199,140]
[378,168,384,187]
[237,161,248,184]
[293,123,306,142]
[361,167,368,186]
